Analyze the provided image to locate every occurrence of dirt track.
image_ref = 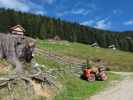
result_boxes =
[89,72,133,100]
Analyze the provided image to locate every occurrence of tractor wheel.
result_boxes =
[101,73,108,81]
[87,74,96,82]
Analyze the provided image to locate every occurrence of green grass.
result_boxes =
[37,39,133,71]
[0,54,120,100]
[34,53,121,100]
[54,72,120,100]
[34,53,69,69]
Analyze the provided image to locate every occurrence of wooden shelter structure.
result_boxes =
[9,25,25,35]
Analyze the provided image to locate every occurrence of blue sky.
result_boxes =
[0,0,133,31]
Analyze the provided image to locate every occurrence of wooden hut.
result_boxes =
[9,25,25,35]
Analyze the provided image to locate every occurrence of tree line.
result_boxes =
[0,8,133,52]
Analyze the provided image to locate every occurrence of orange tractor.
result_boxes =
[82,66,108,81]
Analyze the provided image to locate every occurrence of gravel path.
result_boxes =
[89,72,133,100]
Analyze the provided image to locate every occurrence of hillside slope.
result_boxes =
[34,39,122,100]
[37,39,133,72]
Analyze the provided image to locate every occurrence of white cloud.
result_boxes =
[0,0,30,12]
[124,20,133,25]
[74,2,97,11]
[39,0,56,5]
[0,0,47,15]
[46,0,55,4]
[56,2,97,17]
[71,8,84,14]
[35,10,46,15]
[80,21,90,26]
[71,8,90,15]
[57,8,91,17]
[81,18,111,30]
[95,19,111,29]
[80,20,94,26]
[113,9,122,15]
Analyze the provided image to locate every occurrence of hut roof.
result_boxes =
[9,25,25,32]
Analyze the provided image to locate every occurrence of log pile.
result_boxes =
[0,61,60,100]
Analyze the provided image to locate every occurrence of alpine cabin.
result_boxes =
[9,25,25,36]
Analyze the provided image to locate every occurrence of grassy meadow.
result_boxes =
[37,39,133,71]
[34,51,120,100]
[34,40,122,100]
